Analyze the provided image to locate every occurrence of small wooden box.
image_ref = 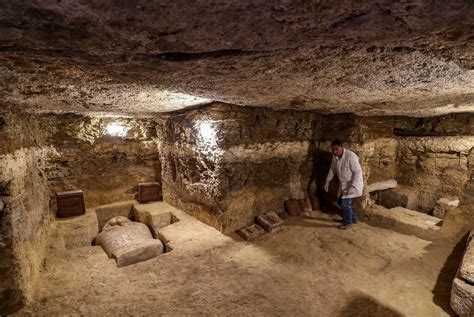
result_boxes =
[138,182,161,203]
[56,190,85,218]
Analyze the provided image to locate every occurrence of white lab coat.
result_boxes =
[325,148,363,199]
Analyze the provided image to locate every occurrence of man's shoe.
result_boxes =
[338,224,353,230]
[352,219,358,224]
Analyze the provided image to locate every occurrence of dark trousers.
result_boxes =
[337,197,358,225]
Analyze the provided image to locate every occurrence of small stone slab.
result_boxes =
[367,179,398,193]
[115,240,163,268]
[237,224,265,241]
[433,197,460,219]
[133,202,172,235]
[256,211,284,233]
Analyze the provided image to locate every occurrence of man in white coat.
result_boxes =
[324,139,364,230]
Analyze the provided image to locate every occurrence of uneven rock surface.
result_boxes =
[366,206,441,240]
[0,106,162,209]
[56,210,99,250]
[459,231,474,285]
[158,103,473,233]
[451,231,474,316]
[398,137,473,212]
[0,1,472,116]
[15,209,467,316]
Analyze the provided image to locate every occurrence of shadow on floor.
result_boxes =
[431,232,469,315]
[337,292,403,317]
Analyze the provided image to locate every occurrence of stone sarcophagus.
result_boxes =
[95,216,164,267]
[451,230,474,316]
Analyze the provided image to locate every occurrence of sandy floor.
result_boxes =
[15,209,465,316]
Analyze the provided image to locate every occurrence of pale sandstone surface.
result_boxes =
[13,210,466,316]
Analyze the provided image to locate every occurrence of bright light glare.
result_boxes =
[198,121,217,145]
[106,123,128,137]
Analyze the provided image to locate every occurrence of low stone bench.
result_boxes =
[367,179,398,193]
[366,206,441,240]
[56,209,99,249]
[451,230,474,316]
[372,185,418,210]
[133,202,175,236]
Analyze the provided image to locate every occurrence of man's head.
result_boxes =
[331,139,344,157]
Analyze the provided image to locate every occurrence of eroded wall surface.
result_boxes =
[0,108,53,314]
[160,107,473,233]
[42,114,161,207]
[159,104,317,233]
[0,107,162,314]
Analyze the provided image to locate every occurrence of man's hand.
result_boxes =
[324,182,329,192]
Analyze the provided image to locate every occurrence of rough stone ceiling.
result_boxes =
[0,0,473,116]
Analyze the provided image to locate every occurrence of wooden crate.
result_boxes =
[138,182,161,203]
[56,190,85,218]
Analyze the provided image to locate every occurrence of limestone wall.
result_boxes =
[0,107,54,314]
[0,107,162,314]
[42,114,161,208]
[398,137,473,212]
[159,104,316,233]
[160,105,473,232]
[0,148,53,313]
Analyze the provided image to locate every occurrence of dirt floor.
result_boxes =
[15,209,465,316]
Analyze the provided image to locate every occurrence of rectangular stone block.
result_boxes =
[451,230,474,316]
[433,197,460,219]
[256,211,284,233]
[367,206,441,240]
[114,240,163,268]
[95,201,134,230]
[451,277,474,316]
[367,179,398,193]
[57,210,99,249]
[374,186,418,210]
[133,202,173,234]
[237,224,265,241]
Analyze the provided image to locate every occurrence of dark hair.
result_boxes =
[331,139,343,146]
